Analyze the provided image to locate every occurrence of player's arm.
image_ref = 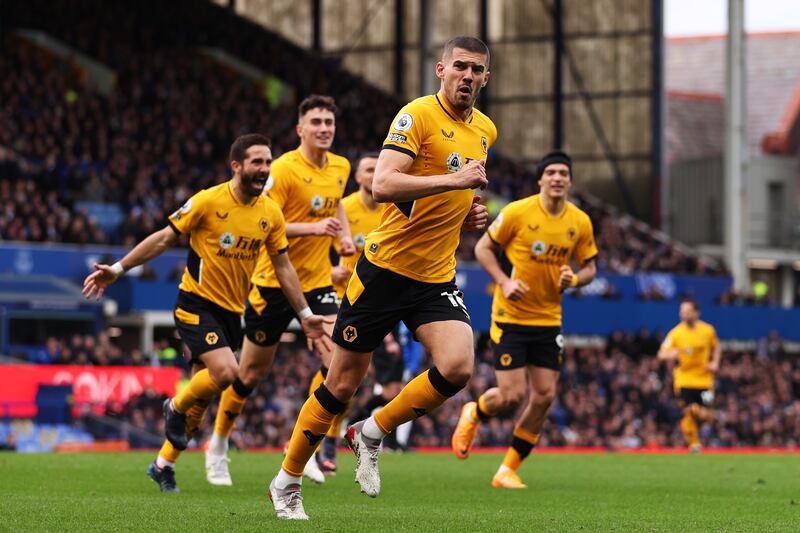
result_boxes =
[270,252,333,352]
[336,201,355,256]
[558,258,597,290]
[82,226,178,300]
[657,335,679,361]
[474,232,529,301]
[707,332,722,372]
[372,149,488,202]
[286,219,342,238]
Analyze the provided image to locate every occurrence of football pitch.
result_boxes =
[1,450,797,532]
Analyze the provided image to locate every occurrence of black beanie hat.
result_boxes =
[536,151,572,180]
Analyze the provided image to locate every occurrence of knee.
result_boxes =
[500,389,526,411]
[325,377,358,404]
[532,388,556,408]
[435,356,474,387]
[211,364,238,389]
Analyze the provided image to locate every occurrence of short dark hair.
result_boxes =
[681,297,699,311]
[298,94,337,119]
[358,152,380,165]
[229,133,271,163]
[442,36,490,66]
[536,150,572,180]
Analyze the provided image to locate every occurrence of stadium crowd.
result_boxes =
[98,331,799,450]
[0,17,721,275]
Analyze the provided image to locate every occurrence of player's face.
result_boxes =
[298,107,336,151]
[355,157,378,195]
[679,302,699,324]
[538,163,571,199]
[237,145,272,197]
[436,48,490,111]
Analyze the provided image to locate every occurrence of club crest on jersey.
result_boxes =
[393,113,414,132]
[354,233,366,250]
[446,152,463,173]
[481,136,488,153]
[531,240,546,256]
[259,218,269,232]
[567,227,576,241]
[219,232,236,249]
[310,195,324,211]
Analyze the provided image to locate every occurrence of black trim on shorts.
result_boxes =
[244,285,339,347]
[382,144,417,160]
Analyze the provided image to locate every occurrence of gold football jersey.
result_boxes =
[334,191,385,298]
[661,321,718,390]
[366,92,497,283]
[168,181,288,314]
[252,148,350,292]
[488,195,597,327]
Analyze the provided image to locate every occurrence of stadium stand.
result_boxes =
[0,1,721,274]
[99,332,800,450]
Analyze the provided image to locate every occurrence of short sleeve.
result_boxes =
[382,104,424,160]
[661,329,676,351]
[575,213,599,265]
[487,205,516,247]
[708,326,719,349]
[264,201,289,256]
[265,158,291,209]
[168,190,208,235]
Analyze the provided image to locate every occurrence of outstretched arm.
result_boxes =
[83,226,178,300]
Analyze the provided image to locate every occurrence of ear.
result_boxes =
[295,122,303,138]
[481,71,491,87]
[435,61,445,81]
[231,159,241,175]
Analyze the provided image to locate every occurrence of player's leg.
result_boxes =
[493,364,558,488]
[165,346,237,450]
[452,323,527,458]
[678,389,704,452]
[149,363,209,492]
[452,367,526,459]
[269,345,372,519]
[205,338,278,485]
[363,320,474,451]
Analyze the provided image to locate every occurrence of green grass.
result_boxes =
[0,451,798,532]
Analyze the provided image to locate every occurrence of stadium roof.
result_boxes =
[666,31,800,154]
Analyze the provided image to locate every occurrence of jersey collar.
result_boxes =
[536,194,567,219]
[227,180,258,206]
[435,92,474,124]
[297,146,328,170]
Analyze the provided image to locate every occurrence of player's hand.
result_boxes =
[301,314,335,353]
[313,218,343,237]
[558,265,577,290]
[82,263,120,301]
[454,159,488,190]
[706,361,719,373]
[339,235,356,256]
[501,278,529,301]
[331,265,352,285]
[463,196,488,231]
